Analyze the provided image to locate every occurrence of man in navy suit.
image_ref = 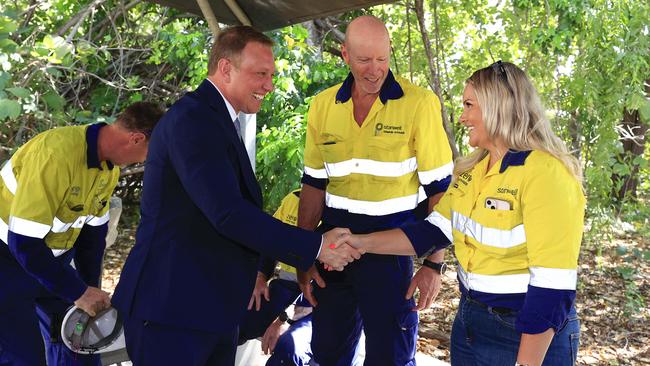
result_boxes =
[112,26,361,365]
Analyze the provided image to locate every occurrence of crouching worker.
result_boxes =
[239,189,364,366]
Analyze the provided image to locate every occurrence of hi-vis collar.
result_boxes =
[500,150,532,173]
[335,70,404,104]
[85,123,114,170]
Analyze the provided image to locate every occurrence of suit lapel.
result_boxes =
[195,80,263,207]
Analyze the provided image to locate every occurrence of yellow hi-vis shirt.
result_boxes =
[271,189,320,277]
[0,124,119,256]
[302,72,453,218]
[427,150,585,294]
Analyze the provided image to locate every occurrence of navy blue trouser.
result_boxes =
[239,278,364,366]
[450,294,580,365]
[123,315,238,366]
[0,245,99,366]
[311,253,418,366]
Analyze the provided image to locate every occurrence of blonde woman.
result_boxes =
[344,61,585,365]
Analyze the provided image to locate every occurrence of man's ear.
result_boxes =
[130,132,146,145]
[218,58,232,82]
[341,44,350,65]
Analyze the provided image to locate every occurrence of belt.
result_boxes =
[464,294,515,316]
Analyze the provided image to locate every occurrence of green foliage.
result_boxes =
[614,243,648,316]
[255,25,347,212]
[0,0,647,236]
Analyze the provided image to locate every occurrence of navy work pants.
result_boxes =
[0,245,99,366]
[311,253,418,366]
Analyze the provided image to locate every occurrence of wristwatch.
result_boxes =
[277,311,294,325]
[422,259,447,275]
[278,311,289,323]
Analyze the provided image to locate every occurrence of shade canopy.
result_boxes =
[146,0,394,31]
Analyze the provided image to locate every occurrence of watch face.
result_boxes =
[439,263,447,275]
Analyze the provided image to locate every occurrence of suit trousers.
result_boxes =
[123,315,238,366]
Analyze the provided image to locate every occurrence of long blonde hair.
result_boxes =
[453,61,583,184]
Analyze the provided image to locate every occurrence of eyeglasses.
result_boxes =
[490,60,513,95]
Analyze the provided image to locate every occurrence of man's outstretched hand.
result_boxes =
[317,228,364,271]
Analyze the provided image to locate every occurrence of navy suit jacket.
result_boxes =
[112,80,321,333]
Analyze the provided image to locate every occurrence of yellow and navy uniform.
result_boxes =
[0,123,118,302]
[403,150,585,333]
[301,71,453,233]
[270,189,301,280]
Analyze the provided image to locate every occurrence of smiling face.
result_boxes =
[342,16,391,97]
[222,41,275,114]
[460,83,490,149]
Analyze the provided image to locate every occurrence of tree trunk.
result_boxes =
[614,108,647,201]
[414,0,459,159]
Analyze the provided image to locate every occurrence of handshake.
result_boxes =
[316,227,366,271]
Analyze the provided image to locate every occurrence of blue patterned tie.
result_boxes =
[233,117,242,140]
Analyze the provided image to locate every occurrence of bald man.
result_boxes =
[297,16,454,365]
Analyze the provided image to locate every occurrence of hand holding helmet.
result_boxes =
[61,306,126,354]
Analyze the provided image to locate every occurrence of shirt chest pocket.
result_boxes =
[318,142,349,183]
[54,201,88,233]
[465,206,525,254]
[367,138,409,162]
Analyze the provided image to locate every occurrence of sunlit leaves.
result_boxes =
[0,98,20,120]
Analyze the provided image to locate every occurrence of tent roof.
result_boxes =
[146,0,393,31]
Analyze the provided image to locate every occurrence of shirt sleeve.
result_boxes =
[401,190,454,257]
[73,223,108,288]
[6,153,88,302]
[301,98,328,190]
[412,91,453,197]
[515,156,585,334]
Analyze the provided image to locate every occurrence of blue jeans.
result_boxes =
[450,294,580,366]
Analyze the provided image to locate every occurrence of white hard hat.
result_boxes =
[61,306,126,354]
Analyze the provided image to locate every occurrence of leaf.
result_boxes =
[0,39,18,53]
[0,98,21,120]
[45,67,62,77]
[639,99,650,124]
[0,71,9,90]
[42,34,58,49]
[0,16,18,34]
[42,91,65,111]
[6,87,29,99]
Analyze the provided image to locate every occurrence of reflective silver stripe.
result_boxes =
[304,166,328,179]
[0,216,8,243]
[278,269,297,282]
[417,186,427,203]
[457,264,529,294]
[86,211,110,226]
[530,267,577,290]
[452,211,526,248]
[51,216,87,233]
[51,248,70,257]
[325,192,419,216]
[2,217,70,257]
[8,216,51,239]
[1,160,17,195]
[418,161,454,185]
[425,211,453,242]
[324,157,417,178]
